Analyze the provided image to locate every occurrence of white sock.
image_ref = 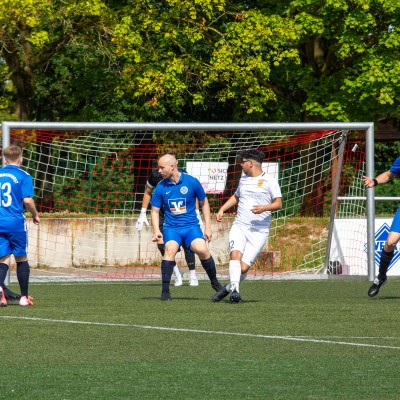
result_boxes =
[227,271,247,292]
[229,260,241,292]
[173,265,181,276]
[189,269,197,279]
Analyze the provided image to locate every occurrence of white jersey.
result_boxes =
[233,172,282,233]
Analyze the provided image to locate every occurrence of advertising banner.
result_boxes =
[330,218,400,275]
[186,161,228,194]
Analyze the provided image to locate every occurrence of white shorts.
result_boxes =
[228,223,269,267]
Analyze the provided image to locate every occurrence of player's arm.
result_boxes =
[251,197,282,214]
[216,195,239,222]
[198,197,212,242]
[363,170,395,188]
[195,198,203,228]
[151,206,162,243]
[23,197,40,225]
[136,184,153,230]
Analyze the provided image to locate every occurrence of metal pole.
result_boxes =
[1,121,375,132]
[1,122,11,285]
[366,124,375,281]
[323,131,348,273]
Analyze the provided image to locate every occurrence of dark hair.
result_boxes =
[165,150,178,159]
[238,149,264,164]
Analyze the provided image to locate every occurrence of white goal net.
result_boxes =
[1,122,375,282]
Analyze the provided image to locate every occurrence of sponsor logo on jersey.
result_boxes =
[257,180,265,187]
[168,198,187,214]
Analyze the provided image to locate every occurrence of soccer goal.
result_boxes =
[1,121,375,282]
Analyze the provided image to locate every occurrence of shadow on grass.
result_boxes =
[371,296,400,300]
[141,296,207,301]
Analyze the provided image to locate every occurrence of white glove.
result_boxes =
[196,209,204,229]
[136,208,149,231]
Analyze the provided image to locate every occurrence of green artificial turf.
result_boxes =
[1,279,400,399]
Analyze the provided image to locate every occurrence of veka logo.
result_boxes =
[364,223,400,270]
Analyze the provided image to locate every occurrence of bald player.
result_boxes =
[150,153,223,300]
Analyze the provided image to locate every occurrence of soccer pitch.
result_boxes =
[1,280,400,399]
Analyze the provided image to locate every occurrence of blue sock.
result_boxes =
[17,261,30,297]
[200,256,219,286]
[161,260,175,292]
[0,263,9,288]
[379,250,394,279]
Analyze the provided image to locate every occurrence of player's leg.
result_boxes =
[0,234,12,306]
[228,251,245,303]
[160,228,181,300]
[158,225,183,287]
[14,256,33,306]
[187,226,222,292]
[227,225,247,299]
[368,229,400,297]
[229,226,268,303]
[211,225,243,302]
[182,241,198,286]
[11,232,33,306]
[3,285,22,301]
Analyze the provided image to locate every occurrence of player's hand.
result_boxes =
[32,214,40,225]
[196,209,204,229]
[136,209,149,231]
[216,209,224,222]
[362,175,375,188]
[152,232,163,243]
[251,205,266,214]
[204,227,212,242]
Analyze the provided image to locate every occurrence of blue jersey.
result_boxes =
[151,172,206,228]
[390,157,400,176]
[0,165,34,232]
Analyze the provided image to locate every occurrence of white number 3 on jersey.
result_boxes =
[1,182,12,207]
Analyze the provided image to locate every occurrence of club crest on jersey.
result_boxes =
[180,186,188,194]
[364,223,400,270]
[168,198,187,214]
[257,180,265,187]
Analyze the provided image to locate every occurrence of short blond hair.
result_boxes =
[3,145,22,162]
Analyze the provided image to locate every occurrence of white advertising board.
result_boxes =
[330,218,400,275]
[186,161,228,194]
[187,161,280,194]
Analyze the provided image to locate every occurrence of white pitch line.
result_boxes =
[1,315,400,350]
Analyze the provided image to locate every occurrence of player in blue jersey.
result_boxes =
[364,156,400,297]
[135,152,200,286]
[0,145,40,307]
[150,153,223,300]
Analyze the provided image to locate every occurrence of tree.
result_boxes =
[111,0,235,121]
[0,0,114,121]
[202,0,400,122]
[112,0,400,122]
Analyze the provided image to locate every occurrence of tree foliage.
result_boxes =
[0,0,114,121]
[110,0,400,122]
[1,0,400,123]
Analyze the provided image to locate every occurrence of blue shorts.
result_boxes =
[0,231,28,258]
[390,207,400,233]
[163,225,204,252]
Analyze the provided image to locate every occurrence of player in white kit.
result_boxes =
[213,149,282,303]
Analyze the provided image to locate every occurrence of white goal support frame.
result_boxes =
[1,121,376,281]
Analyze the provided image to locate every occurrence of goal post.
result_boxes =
[1,121,375,282]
